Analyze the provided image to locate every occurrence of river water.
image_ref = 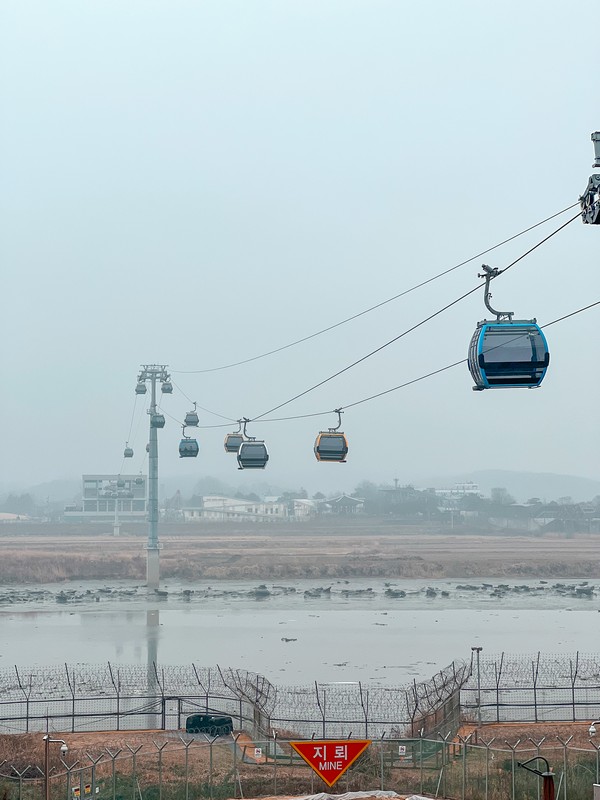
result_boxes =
[1,577,598,686]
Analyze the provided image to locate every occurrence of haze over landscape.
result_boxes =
[5,14,600,792]
[2,0,599,494]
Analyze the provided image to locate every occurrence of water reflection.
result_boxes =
[147,608,160,728]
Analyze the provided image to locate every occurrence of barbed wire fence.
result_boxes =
[4,653,600,737]
[461,652,600,723]
[0,660,468,739]
[3,654,600,799]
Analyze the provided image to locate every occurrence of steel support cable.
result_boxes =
[130,397,148,449]
[248,212,581,422]
[170,380,237,422]
[125,394,138,444]
[249,297,600,420]
[173,267,593,434]
[339,298,600,411]
[171,202,580,375]
[166,212,583,431]
[497,211,582,276]
[249,285,483,421]
[115,394,140,476]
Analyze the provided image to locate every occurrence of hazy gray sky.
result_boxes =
[2,0,598,494]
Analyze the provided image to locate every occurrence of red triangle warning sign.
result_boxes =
[290,739,371,787]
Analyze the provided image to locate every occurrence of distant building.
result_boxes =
[324,495,364,514]
[434,482,482,499]
[291,498,317,518]
[182,495,288,522]
[63,474,147,521]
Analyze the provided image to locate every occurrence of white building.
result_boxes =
[434,482,482,499]
[182,495,288,522]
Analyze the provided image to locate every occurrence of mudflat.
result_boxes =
[0,518,597,583]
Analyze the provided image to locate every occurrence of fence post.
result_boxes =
[231,733,241,799]
[153,741,168,800]
[179,736,194,800]
[419,729,424,796]
[437,731,452,799]
[314,684,326,740]
[457,733,472,800]
[12,765,30,800]
[504,740,521,800]
[105,748,121,800]
[272,731,278,796]
[379,733,386,791]
[480,737,495,800]
[85,753,103,800]
[556,735,573,800]
[60,757,80,800]
[531,653,540,724]
[124,745,142,800]
[527,737,546,800]
[589,739,600,784]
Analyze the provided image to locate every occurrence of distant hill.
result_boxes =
[8,479,81,504]
[419,469,600,503]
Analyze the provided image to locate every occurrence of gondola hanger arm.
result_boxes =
[478,264,514,321]
[329,409,343,432]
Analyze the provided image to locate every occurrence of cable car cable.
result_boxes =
[248,213,581,422]
[171,202,580,375]
[495,211,581,276]
[249,297,600,422]
[170,379,237,422]
[188,296,600,431]
[152,213,585,433]
[124,394,138,445]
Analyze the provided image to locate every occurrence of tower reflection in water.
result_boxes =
[146,609,160,729]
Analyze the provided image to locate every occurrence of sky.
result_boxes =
[1,0,599,497]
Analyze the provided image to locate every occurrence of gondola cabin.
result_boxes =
[161,381,173,394]
[314,432,349,462]
[184,410,199,427]
[224,433,244,453]
[151,413,166,428]
[123,446,134,458]
[237,441,269,469]
[468,320,549,390]
[179,438,199,458]
[135,382,147,395]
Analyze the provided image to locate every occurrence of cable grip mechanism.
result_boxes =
[580,132,600,225]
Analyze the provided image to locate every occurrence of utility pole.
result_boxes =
[136,364,171,589]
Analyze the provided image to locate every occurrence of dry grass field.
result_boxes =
[0,518,599,583]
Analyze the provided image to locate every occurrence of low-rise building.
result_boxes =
[182,495,288,522]
[64,474,147,521]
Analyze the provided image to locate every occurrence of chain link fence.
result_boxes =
[1,735,599,800]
